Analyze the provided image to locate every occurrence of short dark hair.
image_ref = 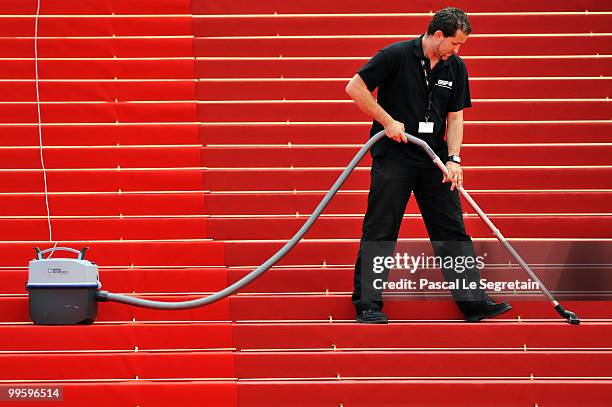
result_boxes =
[427,7,471,37]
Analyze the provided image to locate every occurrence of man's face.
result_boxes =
[433,29,468,60]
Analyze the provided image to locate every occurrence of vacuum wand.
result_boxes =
[95,130,580,324]
[405,132,580,325]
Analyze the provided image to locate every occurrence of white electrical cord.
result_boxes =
[34,0,57,258]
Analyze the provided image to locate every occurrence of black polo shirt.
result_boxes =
[357,34,471,167]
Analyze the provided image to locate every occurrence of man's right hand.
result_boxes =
[344,75,407,143]
[384,120,408,143]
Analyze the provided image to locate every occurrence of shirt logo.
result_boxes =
[435,79,453,89]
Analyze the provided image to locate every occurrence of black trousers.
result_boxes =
[352,156,488,315]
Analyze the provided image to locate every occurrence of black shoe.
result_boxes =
[356,309,389,324]
[464,300,512,323]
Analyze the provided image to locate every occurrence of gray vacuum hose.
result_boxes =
[97,129,409,309]
[97,130,581,324]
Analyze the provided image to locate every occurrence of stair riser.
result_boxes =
[199,101,611,122]
[196,15,612,36]
[198,80,612,100]
[201,123,612,144]
[195,37,612,57]
[208,217,612,239]
[197,58,612,79]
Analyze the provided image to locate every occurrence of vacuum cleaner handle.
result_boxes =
[402,133,441,163]
[34,247,89,260]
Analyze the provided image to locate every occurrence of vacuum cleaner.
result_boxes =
[26,131,581,325]
[27,247,99,325]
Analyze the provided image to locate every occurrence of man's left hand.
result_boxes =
[443,161,463,191]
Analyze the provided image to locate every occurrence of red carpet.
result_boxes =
[0,0,611,405]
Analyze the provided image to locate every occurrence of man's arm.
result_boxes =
[444,110,464,190]
[345,74,407,143]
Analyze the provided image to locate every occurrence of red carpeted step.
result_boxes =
[0,102,198,123]
[227,267,355,293]
[1,294,230,322]
[0,323,232,350]
[196,57,612,78]
[0,1,109,14]
[237,380,612,407]
[0,59,196,80]
[100,267,228,293]
[199,101,611,122]
[0,81,196,102]
[205,168,612,191]
[0,147,202,169]
[464,101,611,121]
[195,14,612,36]
[2,267,229,295]
[469,78,612,99]
[194,0,611,13]
[198,79,612,100]
[0,352,234,380]
[234,321,612,350]
[0,125,199,146]
[202,145,611,167]
[0,17,193,37]
[201,123,612,144]
[0,147,201,169]
[134,297,606,323]
[116,102,200,122]
[114,0,193,14]
[207,216,612,239]
[195,37,612,57]
[12,296,608,324]
[0,217,208,241]
[109,80,197,101]
[0,193,206,216]
[230,297,611,321]
[223,240,611,267]
[0,38,193,58]
[0,241,223,267]
[0,0,192,14]
[0,169,206,193]
[204,191,612,216]
[202,145,373,168]
[236,351,612,378]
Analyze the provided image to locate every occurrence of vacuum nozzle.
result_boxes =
[555,304,581,325]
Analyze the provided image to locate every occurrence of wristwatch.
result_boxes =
[447,155,461,164]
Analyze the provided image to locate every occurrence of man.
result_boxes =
[345,7,512,324]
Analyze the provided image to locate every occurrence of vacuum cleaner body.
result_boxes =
[27,247,100,325]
